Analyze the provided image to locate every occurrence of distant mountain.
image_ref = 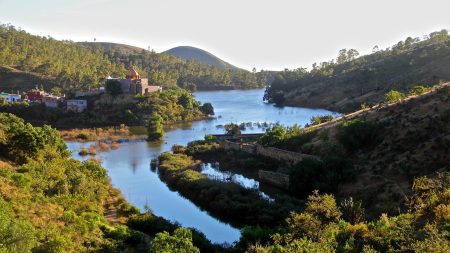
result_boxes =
[164,46,240,70]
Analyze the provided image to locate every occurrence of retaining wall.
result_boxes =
[258,170,290,190]
[220,140,319,165]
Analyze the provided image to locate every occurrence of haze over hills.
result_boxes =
[164,46,241,70]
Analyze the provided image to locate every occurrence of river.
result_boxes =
[66,89,337,245]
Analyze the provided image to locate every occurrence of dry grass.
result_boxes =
[79,145,97,156]
[98,142,110,151]
[60,125,134,142]
[111,142,120,150]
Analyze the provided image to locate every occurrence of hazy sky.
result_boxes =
[0,0,449,71]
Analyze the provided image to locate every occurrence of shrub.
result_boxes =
[147,112,165,141]
[200,102,214,115]
[309,115,334,126]
[150,228,200,253]
[409,85,430,96]
[257,125,286,146]
[224,123,241,135]
[384,90,406,103]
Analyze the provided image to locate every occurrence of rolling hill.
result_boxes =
[265,29,450,113]
[80,42,146,55]
[164,46,240,70]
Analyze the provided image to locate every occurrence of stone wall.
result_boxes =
[219,140,319,165]
[258,170,290,190]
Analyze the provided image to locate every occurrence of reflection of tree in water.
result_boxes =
[131,158,139,174]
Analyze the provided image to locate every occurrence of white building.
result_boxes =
[42,95,62,108]
[0,92,21,103]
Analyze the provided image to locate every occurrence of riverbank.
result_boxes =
[157,143,302,228]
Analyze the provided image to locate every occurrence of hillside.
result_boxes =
[164,46,240,70]
[0,66,57,92]
[265,29,450,113]
[259,82,450,217]
[0,24,265,93]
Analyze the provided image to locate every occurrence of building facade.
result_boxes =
[26,89,47,101]
[0,92,21,103]
[107,68,162,95]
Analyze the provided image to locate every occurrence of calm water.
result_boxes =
[67,89,337,244]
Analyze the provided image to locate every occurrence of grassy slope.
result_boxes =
[0,66,57,92]
[304,83,450,215]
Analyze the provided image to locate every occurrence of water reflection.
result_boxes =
[200,163,274,202]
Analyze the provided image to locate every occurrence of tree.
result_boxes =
[200,103,214,115]
[347,49,359,61]
[105,79,122,96]
[147,112,165,141]
[257,125,286,146]
[384,90,406,103]
[224,123,241,135]
[150,228,200,253]
[337,49,348,64]
[372,45,379,53]
[309,115,334,126]
[409,85,430,96]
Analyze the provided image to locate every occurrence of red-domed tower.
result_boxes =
[126,68,140,79]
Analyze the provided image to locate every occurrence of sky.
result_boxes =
[0,0,450,71]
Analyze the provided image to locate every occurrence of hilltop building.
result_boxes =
[106,68,162,95]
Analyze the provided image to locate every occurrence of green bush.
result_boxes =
[147,112,165,141]
[384,90,406,103]
[309,115,334,126]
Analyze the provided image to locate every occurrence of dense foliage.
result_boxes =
[0,113,136,251]
[0,25,124,91]
[257,125,317,152]
[249,173,450,252]
[0,113,219,252]
[265,29,450,112]
[0,113,69,163]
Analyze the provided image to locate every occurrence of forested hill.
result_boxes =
[265,29,450,112]
[0,24,267,92]
[164,46,240,70]
[85,42,267,91]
